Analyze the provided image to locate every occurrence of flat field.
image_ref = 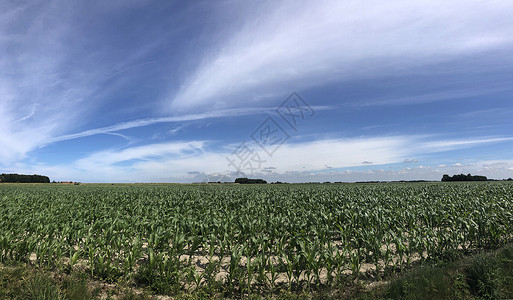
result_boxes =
[1,182,512,296]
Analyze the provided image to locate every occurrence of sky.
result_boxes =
[1,0,513,183]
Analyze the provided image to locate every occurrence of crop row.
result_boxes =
[1,182,512,293]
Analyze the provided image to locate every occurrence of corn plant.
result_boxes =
[0,181,512,294]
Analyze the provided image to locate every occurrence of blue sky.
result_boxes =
[1,0,513,183]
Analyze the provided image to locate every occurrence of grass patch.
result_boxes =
[0,263,145,299]
[382,244,513,299]
[1,245,513,299]
[23,274,62,299]
[464,252,500,299]
[386,264,456,300]
[0,266,66,299]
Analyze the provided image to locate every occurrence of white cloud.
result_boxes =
[0,3,104,163]
[171,0,513,111]
[258,137,408,172]
[14,134,511,182]
[17,157,513,183]
[415,137,513,153]
[403,159,419,163]
[48,107,281,144]
[0,1,173,165]
[3,0,513,182]
[7,137,410,181]
[362,86,513,107]
[74,141,206,170]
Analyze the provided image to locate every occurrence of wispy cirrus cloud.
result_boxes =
[48,106,332,144]
[14,134,511,182]
[360,86,513,107]
[74,141,206,171]
[2,0,513,183]
[0,1,196,165]
[0,1,144,164]
[415,137,513,153]
[171,0,513,111]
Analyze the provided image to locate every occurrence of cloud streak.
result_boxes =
[171,0,513,111]
[22,134,512,182]
[360,86,513,107]
[48,105,332,144]
[0,1,152,164]
[2,0,513,183]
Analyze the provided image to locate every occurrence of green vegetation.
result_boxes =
[0,173,50,183]
[0,264,94,299]
[0,263,157,299]
[0,182,512,298]
[234,177,267,184]
[384,245,513,299]
[442,173,488,181]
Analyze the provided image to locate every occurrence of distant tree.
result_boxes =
[441,174,487,182]
[235,178,267,184]
[0,173,50,183]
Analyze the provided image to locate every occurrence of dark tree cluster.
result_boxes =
[441,174,487,182]
[0,173,50,183]
[234,178,267,184]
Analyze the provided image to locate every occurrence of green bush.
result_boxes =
[22,274,61,300]
[386,265,453,300]
[464,252,500,299]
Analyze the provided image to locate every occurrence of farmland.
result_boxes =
[1,182,513,297]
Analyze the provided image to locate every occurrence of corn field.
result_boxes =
[1,182,513,293]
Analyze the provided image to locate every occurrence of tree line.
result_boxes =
[234,178,267,184]
[0,173,50,183]
[441,174,488,182]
